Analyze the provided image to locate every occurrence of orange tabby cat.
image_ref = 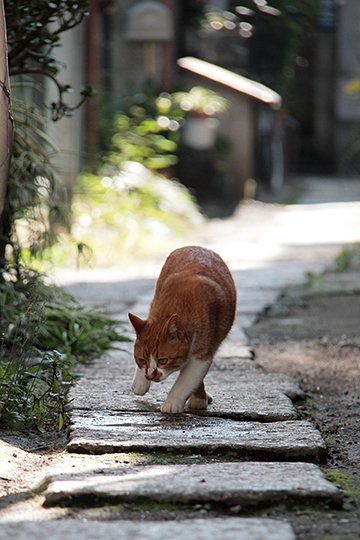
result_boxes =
[128,245,236,414]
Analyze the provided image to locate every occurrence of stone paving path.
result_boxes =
[40,254,341,534]
[3,180,360,538]
[0,517,297,540]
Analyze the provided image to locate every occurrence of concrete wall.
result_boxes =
[217,87,255,198]
[47,22,86,199]
[334,0,360,165]
[314,0,360,170]
[313,32,336,166]
[177,73,256,200]
[107,0,176,103]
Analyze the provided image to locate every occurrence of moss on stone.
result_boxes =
[324,470,360,499]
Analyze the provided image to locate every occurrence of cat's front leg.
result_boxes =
[160,357,212,414]
[131,366,151,395]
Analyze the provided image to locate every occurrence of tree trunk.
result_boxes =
[0,0,13,265]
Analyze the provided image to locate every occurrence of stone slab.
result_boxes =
[132,288,279,320]
[235,314,258,328]
[218,326,251,348]
[70,369,298,421]
[42,461,341,509]
[67,413,326,460]
[71,386,297,421]
[216,338,253,356]
[0,518,296,540]
[302,271,360,296]
[63,279,155,307]
[208,365,305,400]
[70,349,303,420]
[236,291,279,315]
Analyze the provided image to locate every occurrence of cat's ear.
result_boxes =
[166,314,184,340]
[128,313,147,335]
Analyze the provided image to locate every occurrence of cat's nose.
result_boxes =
[146,369,157,380]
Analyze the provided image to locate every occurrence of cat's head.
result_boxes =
[128,313,189,382]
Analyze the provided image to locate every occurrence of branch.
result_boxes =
[6,4,88,71]
[10,67,94,122]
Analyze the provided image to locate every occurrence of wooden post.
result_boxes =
[0,0,12,220]
[0,0,13,265]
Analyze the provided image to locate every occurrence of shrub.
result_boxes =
[0,266,130,430]
[108,91,184,173]
[65,163,204,266]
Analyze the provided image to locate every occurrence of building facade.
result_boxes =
[50,0,360,199]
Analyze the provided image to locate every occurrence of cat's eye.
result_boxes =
[157,358,168,366]
[137,358,146,367]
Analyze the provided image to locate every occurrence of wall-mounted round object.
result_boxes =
[126,1,174,42]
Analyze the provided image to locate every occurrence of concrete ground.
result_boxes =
[0,176,360,539]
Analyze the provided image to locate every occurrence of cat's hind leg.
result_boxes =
[131,366,151,395]
[186,382,212,410]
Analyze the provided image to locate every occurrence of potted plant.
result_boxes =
[173,86,228,150]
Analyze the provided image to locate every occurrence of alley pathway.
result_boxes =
[1,178,360,539]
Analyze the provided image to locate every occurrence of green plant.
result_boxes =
[108,91,184,173]
[65,165,203,266]
[333,249,353,273]
[0,266,130,430]
[0,350,73,431]
[333,245,360,273]
[0,98,68,268]
[173,86,228,117]
[5,0,92,121]
[0,2,129,432]
[319,536,360,540]
[324,470,360,499]
[1,1,93,266]
[340,70,360,176]
[105,86,227,184]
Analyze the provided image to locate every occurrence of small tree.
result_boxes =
[5,0,92,119]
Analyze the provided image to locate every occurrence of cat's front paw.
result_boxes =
[131,378,151,396]
[160,398,185,414]
[131,367,151,395]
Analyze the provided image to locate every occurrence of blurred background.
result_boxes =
[2,0,360,268]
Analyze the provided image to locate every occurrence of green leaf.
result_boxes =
[27,378,50,400]
[58,412,64,430]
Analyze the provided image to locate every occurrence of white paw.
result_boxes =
[131,379,150,396]
[160,398,185,414]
